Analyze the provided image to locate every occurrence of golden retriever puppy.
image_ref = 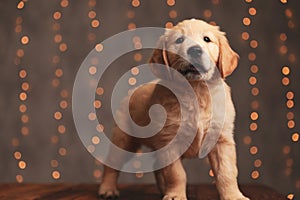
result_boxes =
[99,19,249,200]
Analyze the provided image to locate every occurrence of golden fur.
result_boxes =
[99,19,249,200]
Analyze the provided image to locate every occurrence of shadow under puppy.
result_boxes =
[99,19,249,200]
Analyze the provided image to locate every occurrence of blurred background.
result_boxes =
[0,0,299,199]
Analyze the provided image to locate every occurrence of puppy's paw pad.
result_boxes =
[98,186,119,199]
[162,195,187,200]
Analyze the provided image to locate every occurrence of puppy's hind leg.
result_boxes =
[98,127,139,199]
[154,169,166,196]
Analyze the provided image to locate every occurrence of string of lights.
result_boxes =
[15,0,30,183]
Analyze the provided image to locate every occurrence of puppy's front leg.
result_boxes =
[162,159,187,200]
[208,136,249,200]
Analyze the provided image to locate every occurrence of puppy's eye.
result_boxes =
[175,37,185,44]
[203,36,211,43]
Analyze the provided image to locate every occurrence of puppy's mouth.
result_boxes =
[178,63,207,76]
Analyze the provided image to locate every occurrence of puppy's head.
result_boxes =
[149,19,239,80]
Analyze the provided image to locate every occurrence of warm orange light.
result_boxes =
[88,11,96,19]
[21,36,29,45]
[250,122,258,131]
[280,45,288,54]
[52,79,60,87]
[243,17,251,26]
[245,0,252,2]
[286,99,294,108]
[286,91,294,99]
[91,19,100,28]
[52,170,61,179]
[285,9,293,18]
[21,82,29,91]
[21,114,29,123]
[54,111,62,120]
[58,125,66,134]
[243,136,252,145]
[17,49,24,58]
[96,124,104,132]
[203,9,212,19]
[94,100,102,109]
[59,147,67,156]
[287,194,294,200]
[59,43,68,52]
[52,55,60,64]
[88,0,96,7]
[88,112,97,121]
[280,0,288,3]
[51,136,59,144]
[165,22,173,29]
[280,33,287,41]
[128,77,137,85]
[249,7,257,16]
[59,100,68,109]
[282,66,290,75]
[134,53,142,62]
[55,68,63,77]
[251,87,259,96]
[16,175,23,183]
[21,126,29,135]
[209,169,214,177]
[251,170,259,179]
[249,76,257,85]
[282,77,290,86]
[92,136,100,145]
[132,0,140,7]
[211,0,219,5]
[250,112,259,121]
[127,10,135,19]
[60,0,69,7]
[167,0,175,6]
[283,145,291,154]
[248,52,256,61]
[292,133,299,142]
[53,11,62,20]
[128,23,136,30]
[251,100,259,110]
[60,89,69,98]
[135,172,144,178]
[96,87,104,95]
[18,161,26,169]
[19,104,27,113]
[93,169,102,178]
[50,159,59,167]
[169,10,177,19]
[254,159,262,167]
[14,151,22,160]
[95,44,103,52]
[17,1,25,9]
[250,40,258,48]
[242,32,250,40]
[88,66,97,75]
[288,54,296,63]
[286,112,294,120]
[54,34,62,43]
[287,120,295,129]
[12,138,20,147]
[250,146,258,154]
[131,67,139,75]
[15,25,22,33]
[19,92,27,101]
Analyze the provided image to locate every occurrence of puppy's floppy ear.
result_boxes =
[217,34,239,78]
[148,36,171,80]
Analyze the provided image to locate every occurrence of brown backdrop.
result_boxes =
[0,0,299,198]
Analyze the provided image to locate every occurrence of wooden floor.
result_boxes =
[0,183,286,200]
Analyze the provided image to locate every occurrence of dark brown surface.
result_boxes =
[0,183,286,200]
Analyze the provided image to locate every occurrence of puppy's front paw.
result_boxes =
[98,184,119,199]
[162,194,187,200]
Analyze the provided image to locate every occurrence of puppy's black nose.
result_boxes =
[187,45,202,58]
